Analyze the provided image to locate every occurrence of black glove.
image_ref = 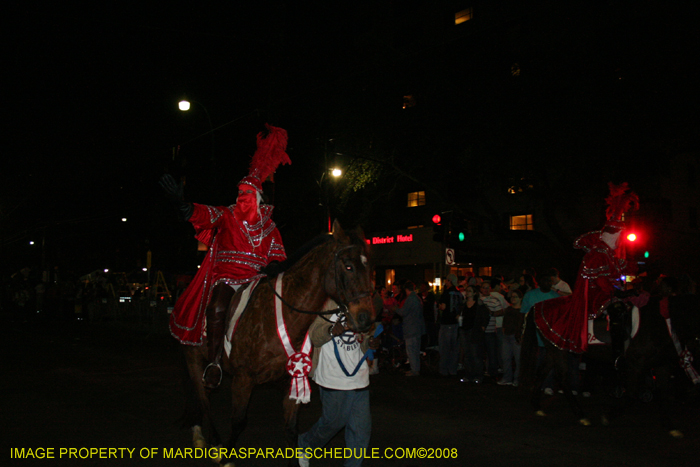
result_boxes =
[260,260,284,277]
[159,174,193,221]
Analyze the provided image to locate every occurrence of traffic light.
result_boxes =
[432,214,445,242]
[624,230,649,263]
[452,217,466,242]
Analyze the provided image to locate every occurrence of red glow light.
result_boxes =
[432,214,441,224]
[627,233,637,242]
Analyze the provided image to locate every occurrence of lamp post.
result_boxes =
[318,167,342,233]
[178,98,215,166]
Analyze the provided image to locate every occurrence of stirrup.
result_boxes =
[202,363,223,389]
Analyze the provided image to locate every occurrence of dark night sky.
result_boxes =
[3,1,700,277]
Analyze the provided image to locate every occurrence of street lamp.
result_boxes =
[178,98,215,163]
[319,167,343,233]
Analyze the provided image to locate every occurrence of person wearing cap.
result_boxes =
[532,183,638,354]
[160,124,290,388]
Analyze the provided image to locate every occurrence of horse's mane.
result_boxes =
[260,225,368,278]
[259,233,333,277]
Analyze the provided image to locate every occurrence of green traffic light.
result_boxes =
[458,232,465,242]
[644,251,649,259]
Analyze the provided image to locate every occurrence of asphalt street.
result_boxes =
[3,318,698,467]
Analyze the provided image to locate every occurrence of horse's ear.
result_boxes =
[331,219,348,243]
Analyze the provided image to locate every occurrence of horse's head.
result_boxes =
[326,220,375,333]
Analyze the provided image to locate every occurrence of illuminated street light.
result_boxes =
[178,97,215,169]
[331,168,342,177]
[121,218,127,222]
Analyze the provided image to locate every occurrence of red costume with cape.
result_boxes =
[169,203,286,345]
[533,231,627,353]
[533,182,638,354]
[168,124,291,345]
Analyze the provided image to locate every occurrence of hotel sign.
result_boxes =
[370,234,414,245]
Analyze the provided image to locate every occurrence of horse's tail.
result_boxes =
[518,309,539,392]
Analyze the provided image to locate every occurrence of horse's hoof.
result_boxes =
[535,410,546,417]
[194,438,207,450]
[192,426,207,450]
[579,418,592,427]
[669,430,684,439]
[601,415,610,426]
[210,445,223,464]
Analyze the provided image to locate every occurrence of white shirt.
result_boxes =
[313,314,370,390]
[552,279,572,296]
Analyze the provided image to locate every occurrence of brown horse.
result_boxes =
[180,220,375,465]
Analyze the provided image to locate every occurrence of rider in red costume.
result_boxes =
[533,183,638,354]
[161,124,291,388]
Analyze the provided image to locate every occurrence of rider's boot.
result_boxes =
[202,285,232,389]
[203,304,225,389]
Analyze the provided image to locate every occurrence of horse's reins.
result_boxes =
[265,244,371,322]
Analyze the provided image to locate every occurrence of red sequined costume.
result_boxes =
[533,231,627,353]
[169,202,286,345]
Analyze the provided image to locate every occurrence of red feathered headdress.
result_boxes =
[239,124,291,193]
[604,182,639,230]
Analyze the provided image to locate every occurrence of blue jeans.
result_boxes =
[298,387,371,467]
[439,324,459,375]
[484,331,499,377]
[404,336,421,374]
[501,334,521,384]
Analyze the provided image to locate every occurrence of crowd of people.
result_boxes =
[369,268,699,396]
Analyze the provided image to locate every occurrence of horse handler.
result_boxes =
[160,124,290,389]
[298,313,380,467]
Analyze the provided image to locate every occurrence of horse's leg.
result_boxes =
[553,351,589,426]
[223,372,255,455]
[530,346,551,416]
[182,345,223,448]
[651,365,684,437]
[283,390,302,467]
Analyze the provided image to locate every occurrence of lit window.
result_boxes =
[403,95,416,109]
[478,266,492,277]
[455,8,473,25]
[510,214,533,231]
[407,191,426,207]
[511,62,521,77]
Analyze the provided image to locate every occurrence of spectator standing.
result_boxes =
[418,282,437,349]
[547,268,572,296]
[520,272,560,392]
[395,281,426,376]
[480,280,507,379]
[499,289,524,386]
[438,274,463,376]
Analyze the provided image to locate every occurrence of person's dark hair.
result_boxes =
[521,274,538,290]
[467,285,481,297]
[509,289,523,299]
[543,268,560,279]
[404,280,415,292]
[490,278,503,288]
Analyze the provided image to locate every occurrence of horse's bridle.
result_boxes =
[265,243,372,324]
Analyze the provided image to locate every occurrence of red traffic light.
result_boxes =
[432,214,441,224]
[626,233,637,242]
